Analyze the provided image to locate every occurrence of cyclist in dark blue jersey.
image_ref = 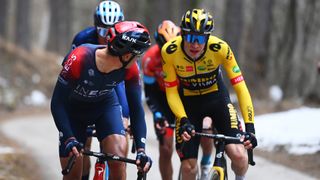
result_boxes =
[51,21,152,180]
[63,2,128,179]
[65,0,129,120]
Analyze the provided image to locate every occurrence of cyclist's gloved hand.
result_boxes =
[243,132,258,149]
[136,151,152,172]
[65,138,83,157]
[178,117,195,141]
[154,112,168,135]
[243,124,257,149]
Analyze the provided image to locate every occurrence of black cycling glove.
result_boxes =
[178,117,195,137]
[244,123,258,149]
[65,138,83,155]
[136,151,153,171]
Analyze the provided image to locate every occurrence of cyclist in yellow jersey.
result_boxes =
[161,9,257,180]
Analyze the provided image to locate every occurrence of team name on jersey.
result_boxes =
[74,84,111,98]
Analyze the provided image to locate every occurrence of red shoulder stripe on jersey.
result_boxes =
[125,62,140,82]
[230,75,244,85]
[62,46,87,80]
[164,80,178,88]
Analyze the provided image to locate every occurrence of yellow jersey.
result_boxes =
[161,35,254,126]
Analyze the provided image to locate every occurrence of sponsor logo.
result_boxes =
[207,59,214,67]
[105,81,117,87]
[197,66,206,71]
[59,131,63,138]
[74,85,111,97]
[226,47,234,60]
[64,54,77,71]
[96,167,104,176]
[121,130,126,135]
[247,106,253,122]
[83,80,94,86]
[122,34,137,43]
[113,156,120,160]
[232,66,240,73]
[141,138,146,143]
[180,75,217,89]
[166,43,178,54]
[176,120,183,143]
[209,42,223,52]
[88,69,95,76]
[176,65,185,70]
[230,75,244,85]
[186,66,193,72]
[228,103,238,129]
[176,65,185,72]
[164,80,178,87]
[216,152,223,158]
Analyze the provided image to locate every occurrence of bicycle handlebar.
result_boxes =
[61,150,147,180]
[83,150,136,164]
[61,154,76,175]
[195,132,242,142]
[195,132,256,166]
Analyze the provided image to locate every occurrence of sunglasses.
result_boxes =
[184,34,207,44]
[97,27,110,37]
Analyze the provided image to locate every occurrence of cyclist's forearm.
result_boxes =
[144,83,163,115]
[51,82,74,141]
[233,82,254,124]
[165,87,187,120]
[126,84,146,149]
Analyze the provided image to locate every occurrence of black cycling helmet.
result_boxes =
[180,9,214,34]
[94,1,124,28]
[154,20,180,48]
[106,21,151,56]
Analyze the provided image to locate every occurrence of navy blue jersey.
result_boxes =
[63,26,129,118]
[51,44,146,149]
[71,27,98,50]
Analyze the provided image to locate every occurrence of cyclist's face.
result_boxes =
[96,26,111,44]
[183,34,207,59]
[122,53,140,69]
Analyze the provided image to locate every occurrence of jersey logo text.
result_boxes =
[166,44,178,54]
[209,42,222,52]
[230,75,244,85]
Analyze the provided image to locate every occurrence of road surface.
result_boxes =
[0,110,317,180]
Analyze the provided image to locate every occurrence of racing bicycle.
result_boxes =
[194,132,255,180]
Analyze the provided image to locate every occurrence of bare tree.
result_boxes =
[47,0,72,54]
[223,0,244,59]
[15,0,31,50]
[0,0,9,38]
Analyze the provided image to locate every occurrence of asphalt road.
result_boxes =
[0,110,317,180]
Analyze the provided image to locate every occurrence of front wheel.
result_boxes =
[208,169,220,180]
[177,165,201,180]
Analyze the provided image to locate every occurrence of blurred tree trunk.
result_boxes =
[223,0,243,59]
[267,0,320,100]
[242,0,273,92]
[0,0,9,38]
[47,0,72,54]
[15,0,31,50]
[144,0,171,38]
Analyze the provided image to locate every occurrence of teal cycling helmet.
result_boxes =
[94,1,124,27]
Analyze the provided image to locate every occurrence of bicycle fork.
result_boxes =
[213,141,228,180]
[93,157,107,180]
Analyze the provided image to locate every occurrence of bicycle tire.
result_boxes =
[208,169,219,180]
[177,165,201,180]
[222,155,228,180]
